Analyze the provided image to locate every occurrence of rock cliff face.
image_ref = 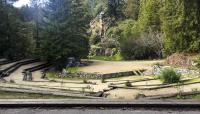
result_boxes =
[89,12,118,56]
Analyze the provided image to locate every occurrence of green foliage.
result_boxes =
[191,94,200,100]
[106,0,163,60]
[85,0,107,17]
[123,0,140,20]
[193,57,200,69]
[90,52,123,61]
[159,0,200,55]
[106,19,136,41]
[38,0,89,69]
[107,0,125,18]
[136,0,161,32]
[119,31,163,60]
[46,72,58,79]
[158,68,182,84]
[120,37,146,60]
[66,67,79,73]
[0,2,35,59]
[106,0,200,59]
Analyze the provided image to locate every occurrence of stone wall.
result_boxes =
[66,70,145,79]
[153,65,199,75]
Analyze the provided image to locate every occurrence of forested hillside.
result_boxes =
[89,0,200,60]
[0,0,199,67]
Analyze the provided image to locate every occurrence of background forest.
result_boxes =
[0,0,200,67]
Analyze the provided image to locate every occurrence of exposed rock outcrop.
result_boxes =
[89,12,118,56]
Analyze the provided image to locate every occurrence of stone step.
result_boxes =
[23,63,52,73]
[0,59,40,78]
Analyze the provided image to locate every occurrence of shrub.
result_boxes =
[158,68,181,84]
[125,81,132,87]
[193,56,200,69]
[120,31,162,60]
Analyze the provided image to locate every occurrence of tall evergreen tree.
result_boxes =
[123,0,140,20]
[0,0,34,59]
[39,0,89,68]
[107,0,124,18]
[160,0,200,55]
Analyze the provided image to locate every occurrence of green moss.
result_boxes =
[66,67,79,73]
[181,78,200,84]
[191,94,200,99]
[174,94,200,100]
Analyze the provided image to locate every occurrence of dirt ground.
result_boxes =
[79,60,164,74]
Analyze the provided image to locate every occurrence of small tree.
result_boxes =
[158,68,181,84]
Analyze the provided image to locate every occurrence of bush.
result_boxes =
[120,37,149,60]
[120,31,162,60]
[193,56,200,69]
[158,68,181,84]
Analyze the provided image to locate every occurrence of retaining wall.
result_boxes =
[65,70,145,79]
